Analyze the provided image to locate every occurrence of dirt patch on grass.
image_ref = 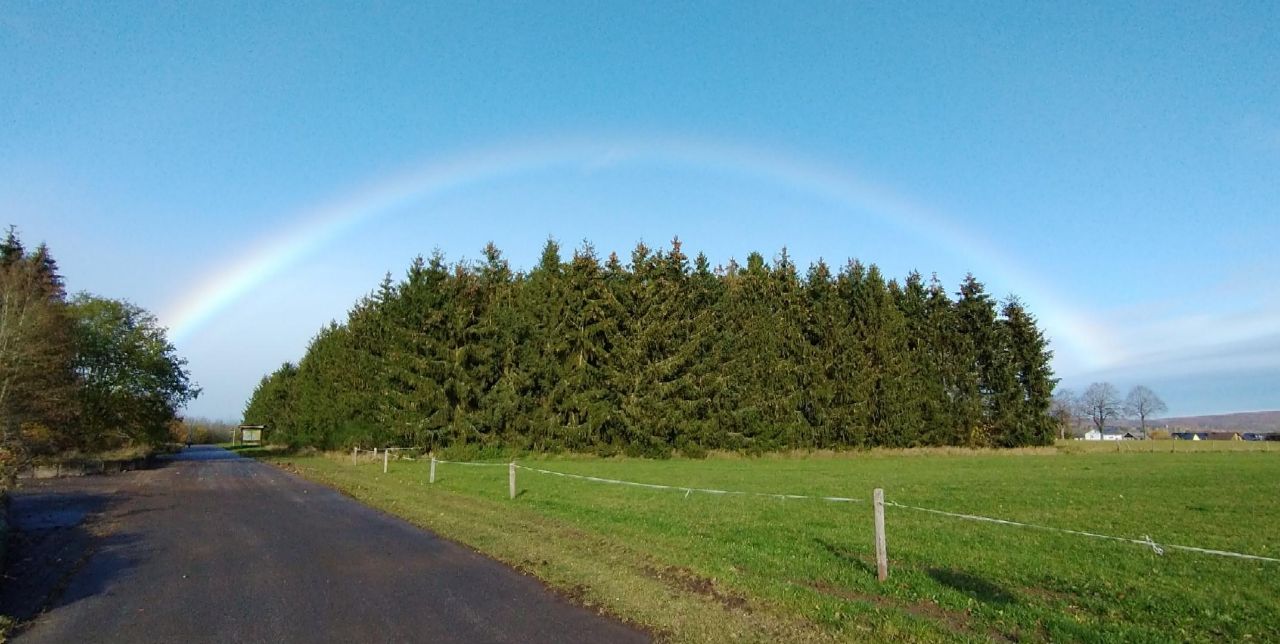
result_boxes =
[1019,585,1085,616]
[800,580,1015,642]
[643,565,751,613]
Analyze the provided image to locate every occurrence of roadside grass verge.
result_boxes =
[261,449,1280,642]
[220,443,293,459]
[27,444,159,467]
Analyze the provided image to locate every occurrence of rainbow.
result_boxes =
[161,134,1116,371]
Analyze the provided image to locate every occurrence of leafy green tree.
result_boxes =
[71,295,200,447]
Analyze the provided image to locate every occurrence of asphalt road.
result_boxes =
[4,446,647,643]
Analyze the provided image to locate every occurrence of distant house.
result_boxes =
[1172,432,1207,441]
[1206,432,1242,441]
[1083,428,1137,441]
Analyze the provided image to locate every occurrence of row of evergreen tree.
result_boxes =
[244,239,1057,455]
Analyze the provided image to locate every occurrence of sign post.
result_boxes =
[237,425,266,446]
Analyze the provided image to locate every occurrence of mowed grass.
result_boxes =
[264,447,1280,642]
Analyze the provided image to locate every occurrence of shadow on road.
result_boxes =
[1,489,143,625]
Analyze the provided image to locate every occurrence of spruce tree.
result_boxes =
[242,239,1062,453]
[31,243,66,299]
[846,265,915,447]
[523,238,569,450]
[613,240,679,455]
[954,274,1017,446]
[550,242,621,449]
[680,252,723,450]
[0,232,78,453]
[473,242,522,446]
[802,259,844,447]
[767,248,813,447]
[1001,297,1057,445]
[0,225,24,267]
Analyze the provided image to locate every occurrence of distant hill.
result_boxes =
[1130,411,1280,433]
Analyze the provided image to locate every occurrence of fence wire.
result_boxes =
[883,500,1280,563]
[410,457,1279,565]
[514,463,864,502]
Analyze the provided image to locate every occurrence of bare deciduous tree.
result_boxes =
[1051,388,1078,439]
[1124,385,1167,439]
[1081,382,1122,433]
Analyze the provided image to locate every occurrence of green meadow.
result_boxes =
[263,446,1280,642]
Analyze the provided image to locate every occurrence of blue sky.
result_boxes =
[4,2,1278,420]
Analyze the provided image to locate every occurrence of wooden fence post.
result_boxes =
[509,462,516,499]
[352,446,357,466]
[873,488,888,582]
[430,456,437,483]
[383,449,389,474]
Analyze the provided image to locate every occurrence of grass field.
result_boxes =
[260,446,1279,642]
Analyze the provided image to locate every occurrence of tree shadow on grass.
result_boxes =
[927,568,1017,605]
[813,538,877,577]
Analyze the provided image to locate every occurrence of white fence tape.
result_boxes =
[514,464,863,503]
[884,501,1280,564]
[395,456,1278,565]
[434,458,509,468]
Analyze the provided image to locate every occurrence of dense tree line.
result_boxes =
[0,226,199,479]
[244,239,1057,455]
